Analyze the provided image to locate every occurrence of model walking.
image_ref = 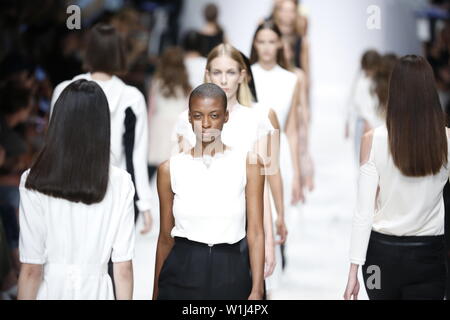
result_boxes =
[153,83,264,300]
[18,80,135,300]
[344,56,448,300]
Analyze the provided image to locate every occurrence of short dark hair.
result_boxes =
[84,23,127,75]
[26,79,111,204]
[182,30,202,53]
[189,83,227,111]
[0,80,33,115]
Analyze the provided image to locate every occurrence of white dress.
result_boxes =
[148,81,187,166]
[251,63,298,291]
[18,166,136,300]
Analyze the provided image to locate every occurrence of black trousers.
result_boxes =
[158,237,252,300]
[362,231,447,300]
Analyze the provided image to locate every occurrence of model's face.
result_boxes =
[277,0,297,25]
[206,56,244,101]
[189,96,228,143]
[254,29,281,64]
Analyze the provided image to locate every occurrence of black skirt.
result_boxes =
[157,237,252,300]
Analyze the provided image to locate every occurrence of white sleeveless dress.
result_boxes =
[251,63,298,292]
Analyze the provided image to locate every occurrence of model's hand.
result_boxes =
[264,240,276,278]
[345,121,350,139]
[275,218,288,245]
[140,210,153,234]
[343,272,360,300]
[248,290,264,300]
[291,178,304,204]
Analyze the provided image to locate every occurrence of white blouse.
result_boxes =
[352,73,384,129]
[19,166,135,299]
[350,125,449,265]
[170,149,248,245]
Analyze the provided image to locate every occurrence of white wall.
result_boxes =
[301,0,426,97]
[180,0,427,100]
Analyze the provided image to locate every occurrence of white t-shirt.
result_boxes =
[51,73,152,213]
[19,166,135,299]
[350,125,449,265]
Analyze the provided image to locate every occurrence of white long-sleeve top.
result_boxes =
[51,73,152,213]
[350,125,449,265]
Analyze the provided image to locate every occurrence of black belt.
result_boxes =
[174,237,243,251]
[370,230,445,247]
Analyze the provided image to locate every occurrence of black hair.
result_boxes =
[26,79,111,204]
[182,30,202,53]
[250,20,288,69]
[189,83,227,111]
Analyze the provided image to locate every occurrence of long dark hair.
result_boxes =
[250,21,288,70]
[26,79,111,204]
[386,55,447,177]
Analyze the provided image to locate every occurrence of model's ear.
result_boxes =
[188,110,192,124]
[239,69,246,84]
[224,110,229,123]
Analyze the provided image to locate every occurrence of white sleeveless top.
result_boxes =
[169,148,248,245]
[251,63,297,130]
[350,125,449,265]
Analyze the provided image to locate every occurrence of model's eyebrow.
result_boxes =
[211,68,237,72]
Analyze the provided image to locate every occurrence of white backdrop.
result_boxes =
[180,0,427,101]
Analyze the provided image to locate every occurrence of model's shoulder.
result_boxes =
[157,159,171,177]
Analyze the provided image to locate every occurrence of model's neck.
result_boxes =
[192,139,225,157]
[227,96,238,110]
[258,60,277,71]
[185,51,201,58]
[91,72,113,81]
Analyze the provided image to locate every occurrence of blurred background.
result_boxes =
[0,0,449,300]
